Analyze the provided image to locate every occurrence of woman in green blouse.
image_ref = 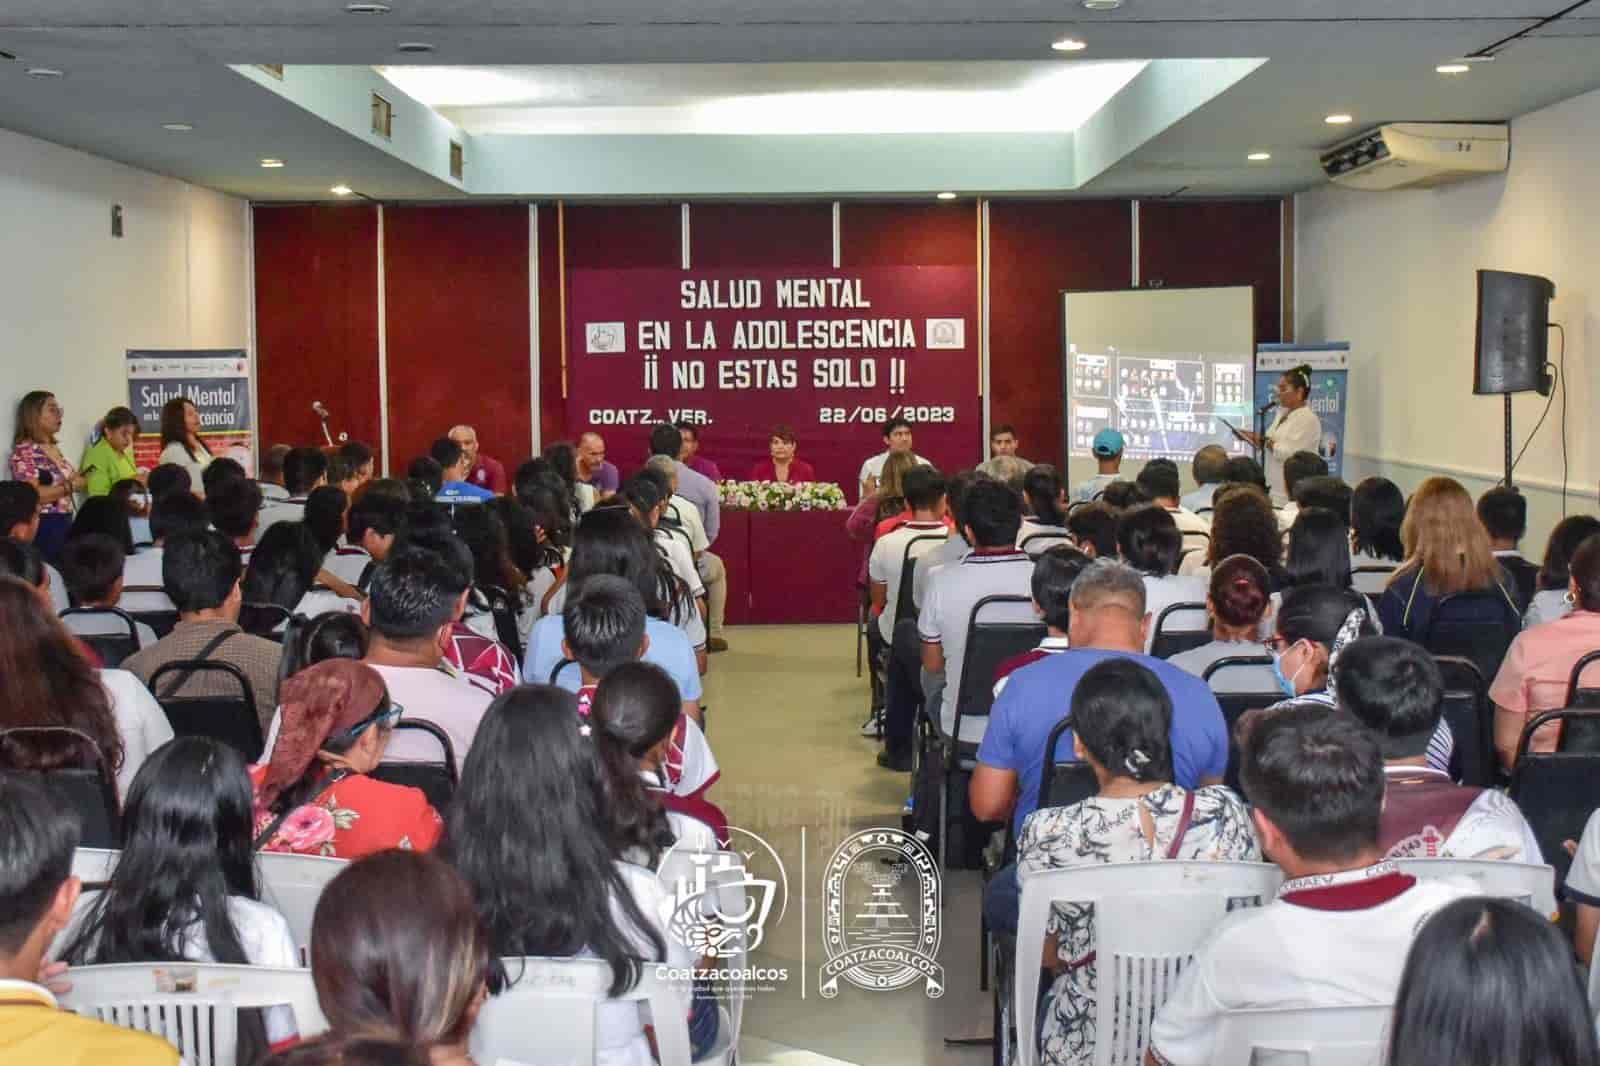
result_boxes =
[80,406,146,497]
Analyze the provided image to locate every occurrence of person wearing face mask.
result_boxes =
[80,407,148,498]
[1237,364,1321,505]
[1264,584,1453,775]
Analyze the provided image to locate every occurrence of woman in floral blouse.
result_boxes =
[251,658,441,859]
[11,390,86,561]
[1017,658,1259,1066]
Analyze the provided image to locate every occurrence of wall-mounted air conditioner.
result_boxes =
[1321,122,1509,190]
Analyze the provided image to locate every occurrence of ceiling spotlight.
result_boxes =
[260,158,286,168]
[1051,37,1088,52]
[162,122,193,132]
[395,41,435,54]
[1436,63,1471,74]
[25,67,64,78]
[344,2,391,12]
[330,184,354,196]
[1324,113,1354,125]
[936,192,958,200]
[1247,152,1271,161]
[1082,0,1124,9]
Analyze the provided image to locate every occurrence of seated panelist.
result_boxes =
[749,424,816,483]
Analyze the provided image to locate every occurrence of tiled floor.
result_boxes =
[701,624,993,1066]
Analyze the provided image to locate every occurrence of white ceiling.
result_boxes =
[0,0,1597,200]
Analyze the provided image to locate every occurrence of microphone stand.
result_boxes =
[1254,404,1274,463]
[317,413,334,448]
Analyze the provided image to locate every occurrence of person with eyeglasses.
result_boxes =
[10,390,86,563]
[251,658,441,859]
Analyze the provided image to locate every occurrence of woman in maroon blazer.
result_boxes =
[749,424,816,483]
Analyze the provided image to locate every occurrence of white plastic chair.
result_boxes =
[1015,860,1283,1066]
[72,846,119,883]
[256,851,349,965]
[1212,1004,1391,1065]
[1390,858,1557,919]
[469,957,734,1066]
[60,962,327,1066]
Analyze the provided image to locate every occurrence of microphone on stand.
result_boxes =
[1257,399,1278,416]
[312,401,334,447]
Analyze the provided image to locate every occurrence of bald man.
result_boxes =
[449,424,507,496]
[576,431,620,496]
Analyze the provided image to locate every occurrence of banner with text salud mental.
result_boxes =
[126,349,256,474]
[1254,342,1350,482]
[565,268,980,491]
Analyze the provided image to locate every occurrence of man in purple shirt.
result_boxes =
[675,421,722,483]
[576,431,620,496]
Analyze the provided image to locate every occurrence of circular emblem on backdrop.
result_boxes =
[818,828,945,998]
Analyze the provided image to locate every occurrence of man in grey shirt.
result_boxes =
[650,423,720,545]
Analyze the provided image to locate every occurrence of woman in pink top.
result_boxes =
[1490,532,1600,770]
[748,424,816,483]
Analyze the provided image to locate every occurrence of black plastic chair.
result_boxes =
[1150,602,1211,660]
[372,720,459,811]
[0,726,121,848]
[1560,650,1600,752]
[60,606,142,667]
[549,657,578,686]
[238,602,292,641]
[1432,656,1496,788]
[892,533,948,628]
[1419,590,1522,690]
[475,584,526,665]
[1037,715,1099,812]
[936,595,1046,870]
[1509,707,1600,885]
[1350,563,1399,597]
[121,584,179,638]
[1202,656,1281,793]
[149,659,264,759]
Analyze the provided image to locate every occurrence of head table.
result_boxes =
[715,506,859,625]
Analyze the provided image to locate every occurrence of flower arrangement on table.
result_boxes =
[718,479,848,512]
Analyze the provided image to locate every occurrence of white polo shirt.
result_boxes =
[869,521,950,642]
[322,542,374,587]
[858,449,927,491]
[1164,505,1212,552]
[1565,808,1600,908]
[655,529,707,650]
[664,494,709,554]
[913,534,970,609]
[256,497,308,537]
[1148,862,1467,1066]
[368,662,494,775]
[1380,766,1542,863]
[1016,519,1071,556]
[918,548,1036,739]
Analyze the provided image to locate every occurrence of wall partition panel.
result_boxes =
[1137,200,1284,345]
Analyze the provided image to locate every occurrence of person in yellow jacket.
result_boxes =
[79,406,147,497]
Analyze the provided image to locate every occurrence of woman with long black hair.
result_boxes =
[243,521,359,628]
[1017,465,1069,547]
[442,684,719,1066]
[156,397,213,493]
[59,736,299,1047]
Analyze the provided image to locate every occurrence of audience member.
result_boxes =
[57,534,158,649]
[1283,506,1357,591]
[750,423,816,483]
[200,456,247,499]
[1117,504,1207,653]
[644,454,727,651]
[119,490,208,614]
[0,775,179,1065]
[278,611,369,680]
[324,454,360,498]
[1349,476,1407,594]
[870,466,949,648]
[1181,483,1282,583]
[146,461,193,503]
[1137,458,1211,546]
[1524,514,1600,627]
[448,423,507,496]
[912,470,981,607]
[324,479,408,590]
[858,416,925,498]
[304,485,348,557]
[259,447,329,534]
[442,684,719,1063]
[1377,477,1519,640]
[1275,449,1328,528]
[1098,480,1147,511]
[575,431,620,497]
[1145,705,1466,1066]
[156,397,213,491]
[0,576,172,798]
[1565,808,1600,968]
[675,421,721,482]
[58,736,299,1048]
[1070,429,1124,502]
[1386,897,1599,1066]
[360,546,493,772]
[336,440,375,485]
[1168,554,1274,681]
[66,495,135,555]
[650,422,720,545]
[405,456,444,500]
[110,476,154,544]
[992,546,1090,698]
[1291,474,1352,520]
[1478,486,1540,609]
[1224,455,1268,493]
[253,659,441,857]
[80,406,145,498]
[1181,444,1229,514]
[429,437,495,503]
[865,450,919,533]
[493,495,561,634]
[207,473,263,563]
[0,539,46,595]
[1017,465,1068,548]
[1017,658,1259,1066]
[618,474,707,659]
[0,480,69,611]
[258,443,292,502]
[1064,500,1119,561]
[262,851,485,1066]
[244,521,358,626]
[1335,637,1539,860]
[978,423,1034,478]
[1491,531,1600,768]
[400,511,523,695]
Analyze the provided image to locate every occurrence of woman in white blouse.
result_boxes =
[1239,364,1322,505]
[156,396,213,493]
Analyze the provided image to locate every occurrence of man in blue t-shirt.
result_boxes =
[972,559,1229,932]
[431,436,495,503]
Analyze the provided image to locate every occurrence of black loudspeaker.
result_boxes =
[1474,269,1555,396]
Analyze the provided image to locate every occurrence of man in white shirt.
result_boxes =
[257,447,327,535]
[646,455,728,652]
[858,416,926,499]
[1181,444,1229,515]
[324,482,407,590]
[1335,636,1541,862]
[362,546,493,775]
[1070,428,1124,503]
[1146,706,1467,1066]
[257,443,292,502]
[1565,809,1600,968]
[870,467,950,646]
[1275,450,1328,531]
[57,535,159,650]
[977,423,1034,478]
[1135,459,1210,550]
[1477,485,1540,609]
[120,492,210,615]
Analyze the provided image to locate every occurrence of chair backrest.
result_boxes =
[1151,602,1211,660]
[60,606,142,667]
[1036,716,1098,812]
[255,852,350,966]
[1509,708,1600,885]
[148,660,263,759]
[237,602,291,641]
[893,532,949,625]
[471,957,697,1066]
[72,846,120,885]
[474,584,526,664]
[549,656,578,686]
[1202,657,1281,792]
[1390,858,1557,918]
[0,726,122,848]
[1015,860,1283,1066]
[121,584,179,637]
[1350,563,1398,597]
[1561,651,1600,750]
[1420,590,1521,686]
[1432,656,1495,787]
[372,719,459,811]
[1212,1004,1392,1066]
[952,595,1046,746]
[1020,531,1072,557]
[60,962,327,1066]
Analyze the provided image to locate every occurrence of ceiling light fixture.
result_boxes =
[395,41,435,54]
[259,158,286,168]
[1247,151,1271,161]
[1082,0,1124,9]
[936,191,958,200]
[162,122,193,132]
[1436,63,1471,74]
[344,2,391,13]
[1324,113,1354,125]
[25,67,64,78]
[1051,37,1088,52]
[330,184,354,196]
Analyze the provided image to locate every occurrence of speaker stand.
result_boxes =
[1503,395,1514,488]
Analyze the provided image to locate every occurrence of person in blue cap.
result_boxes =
[1071,428,1125,503]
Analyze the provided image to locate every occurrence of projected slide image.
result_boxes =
[1068,349,1253,462]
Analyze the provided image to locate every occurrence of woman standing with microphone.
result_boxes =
[1240,364,1320,504]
